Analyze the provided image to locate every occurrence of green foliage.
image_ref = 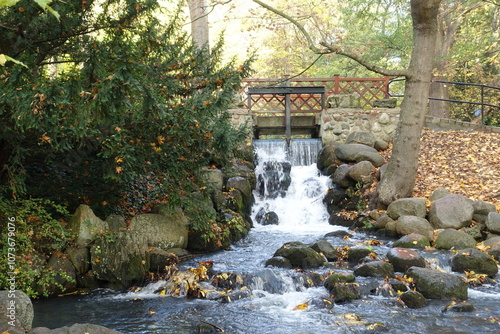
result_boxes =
[0,197,72,297]
[0,0,252,216]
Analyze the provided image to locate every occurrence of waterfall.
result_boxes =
[252,138,331,231]
[253,138,322,167]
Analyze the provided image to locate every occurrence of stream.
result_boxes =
[32,139,500,334]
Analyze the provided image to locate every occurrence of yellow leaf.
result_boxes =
[292,303,308,311]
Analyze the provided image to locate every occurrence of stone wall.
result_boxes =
[320,107,400,145]
[229,108,253,131]
[229,98,500,144]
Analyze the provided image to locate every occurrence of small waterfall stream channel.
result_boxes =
[33,139,500,334]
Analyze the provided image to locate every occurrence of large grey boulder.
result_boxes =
[405,267,468,300]
[222,159,256,189]
[353,150,385,167]
[451,248,498,277]
[67,204,109,246]
[345,131,376,147]
[90,230,149,289]
[226,176,252,206]
[129,209,188,250]
[429,188,451,202]
[485,212,500,234]
[387,198,427,219]
[0,290,33,331]
[472,200,497,224]
[332,164,355,188]
[347,160,374,184]
[335,144,377,162]
[395,215,435,241]
[434,229,477,250]
[105,215,126,232]
[316,143,341,173]
[428,194,474,229]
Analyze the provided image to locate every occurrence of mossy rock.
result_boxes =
[347,247,372,262]
[353,261,395,278]
[434,229,476,250]
[324,272,356,291]
[329,283,361,303]
[399,291,428,309]
[451,248,498,277]
[405,267,467,300]
[274,242,326,268]
[392,233,431,249]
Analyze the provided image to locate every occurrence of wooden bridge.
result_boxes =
[243,75,391,139]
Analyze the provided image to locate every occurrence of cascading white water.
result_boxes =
[252,139,333,233]
[253,138,323,166]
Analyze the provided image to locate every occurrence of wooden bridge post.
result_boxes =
[284,75,291,141]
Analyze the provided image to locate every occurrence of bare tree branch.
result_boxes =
[251,0,409,77]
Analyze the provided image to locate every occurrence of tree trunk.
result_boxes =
[376,0,441,207]
[187,0,210,50]
[428,1,485,118]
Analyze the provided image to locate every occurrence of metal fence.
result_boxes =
[388,78,500,125]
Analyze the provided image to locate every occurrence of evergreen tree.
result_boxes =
[0,0,252,216]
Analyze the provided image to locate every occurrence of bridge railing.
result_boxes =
[388,78,500,125]
[242,75,391,110]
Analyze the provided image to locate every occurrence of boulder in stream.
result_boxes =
[386,247,426,272]
[90,230,149,289]
[405,267,468,300]
[311,239,339,261]
[395,215,434,241]
[399,291,428,309]
[273,241,326,268]
[392,233,431,249]
[353,260,395,278]
[450,248,498,277]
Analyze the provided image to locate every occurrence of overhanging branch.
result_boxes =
[251,0,409,77]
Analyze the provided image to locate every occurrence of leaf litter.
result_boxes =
[383,128,500,210]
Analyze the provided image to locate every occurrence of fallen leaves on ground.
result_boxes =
[415,128,500,209]
[382,128,500,210]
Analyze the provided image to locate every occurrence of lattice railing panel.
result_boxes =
[243,75,390,109]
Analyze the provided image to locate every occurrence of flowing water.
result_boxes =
[32,139,500,334]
